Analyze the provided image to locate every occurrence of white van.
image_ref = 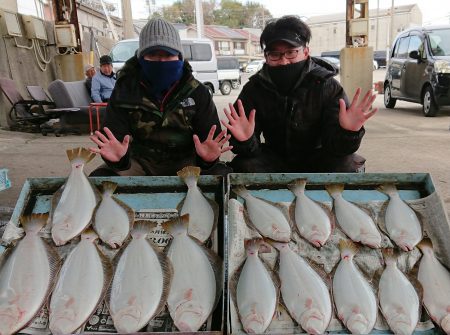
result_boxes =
[109,38,219,94]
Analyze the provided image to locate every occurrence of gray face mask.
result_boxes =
[267,59,307,95]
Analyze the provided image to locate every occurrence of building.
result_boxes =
[307,4,422,56]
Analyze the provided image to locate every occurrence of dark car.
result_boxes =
[384,25,450,116]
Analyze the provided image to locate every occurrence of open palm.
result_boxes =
[221,99,256,142]
[193,125,233,162]
[89,127,130,162]
[339,88,378,131]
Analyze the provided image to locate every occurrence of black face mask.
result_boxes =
[267,60,307,95]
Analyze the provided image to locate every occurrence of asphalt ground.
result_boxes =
[1,69,450,219]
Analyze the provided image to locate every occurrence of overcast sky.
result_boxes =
[17,0,450,25]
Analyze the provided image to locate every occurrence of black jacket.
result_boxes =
[102,56,221,174]
[231,57,364,162]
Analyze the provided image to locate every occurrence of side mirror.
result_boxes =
[409,50,420,60]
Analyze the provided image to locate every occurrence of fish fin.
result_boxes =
[177,165,200,181]
[49,184,65,230]
[191,238,223,309]
[150,241,174,319]
[288,199,296,225]
[325,183,345,198]
[112,196,135,235]
[20,213,48,234]
[176,197,185,213]
[66,147,96,164]
[95,245,114,322]
[287,178,307,195]
[308,258,333,290]
[161,214,189,236]
[205,195,220,242]
[377,200,390,235]
[381,248,398,266]
[229,259,245,320]
[101,181,117,194]
[377,183,398,197]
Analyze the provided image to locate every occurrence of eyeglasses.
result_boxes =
[265,47,303,61]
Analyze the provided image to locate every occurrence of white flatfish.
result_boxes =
[49,229,112,335]
[231,238,278,334]
[162,214,221,331]
[333,240,377,334]
[234,186,291,242]
[378,184,422,251]
[93,181,133,248]
[417,239,450,334]
[109,221,172,333]
[379,249,420,335]
[51,147,98,246]
[177,166,218,243]
[326,184,381,248]
[288,179,331,247]
[272,241,331,334]
[0,214,60,335]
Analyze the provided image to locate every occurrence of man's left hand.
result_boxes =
[193,125,233,163]
[339,88,378,131]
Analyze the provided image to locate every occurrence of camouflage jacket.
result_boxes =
[102,56,221,175]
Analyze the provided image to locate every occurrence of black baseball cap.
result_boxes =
[263,30,305,50]
[99,55,112,65]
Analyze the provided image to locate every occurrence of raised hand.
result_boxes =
[339,88,378,131]
[193,125,233,163]
[221,99,256,142]
[89,127,130,162]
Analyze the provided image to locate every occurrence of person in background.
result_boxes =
[222,15,377,173]
[91,55,116,103]
[84,64,96,93]
[89,18,231,176]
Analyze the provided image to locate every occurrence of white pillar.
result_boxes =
[2,0,18,12]
[122,0,134,39]
[195,0,204,38]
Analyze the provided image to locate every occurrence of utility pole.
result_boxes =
[52,0,82,51]
[389,0,395,48]
[375,0,379,51]
[195,0,204,38]
[122,0,134,39]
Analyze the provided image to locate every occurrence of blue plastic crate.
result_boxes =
[0,169,11,192]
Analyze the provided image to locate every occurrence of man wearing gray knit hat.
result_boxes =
[89,17,232,177]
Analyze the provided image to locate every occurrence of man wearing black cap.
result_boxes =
[222,15,377,173]
[91,55,116,103]
[89,18,231,176]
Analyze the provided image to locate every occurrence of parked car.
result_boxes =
[315,56,340,73]
[109,38,219,94]
[217,56,241,95]
[245,59,265,73]
[374,50,387,67]
[384,25,450,116]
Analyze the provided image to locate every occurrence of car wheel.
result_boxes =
[220,81,232,95]
[231,80,240,89]
[384,84,397,108]
[422,86,439,117]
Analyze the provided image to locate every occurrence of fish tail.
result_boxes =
[287,178,307,195]
[81,228,99,242]
[377,183,398,197]
[264,238,288,251]
[131,220,155,238]
[161,214,189,235]
[66,147,96,164]
[339,239,358,259]
[417,238,433,252]
[233,186,249,198]
[101,181,117,194]
[325,184,345,198]
[382,248,397,266]
[20,213,48,234]
[244,237,271,255]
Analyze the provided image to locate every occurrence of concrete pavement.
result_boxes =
[1,69,450,219]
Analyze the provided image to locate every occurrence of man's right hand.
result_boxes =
[221,99,256,142]
[89,127,130,162]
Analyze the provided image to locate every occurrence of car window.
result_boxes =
[407,35,422,57]
[192,44,212,61]
[110,41,138,62]
[428,29,450,56]
[218,58,239,70]
[396,37,410,59]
